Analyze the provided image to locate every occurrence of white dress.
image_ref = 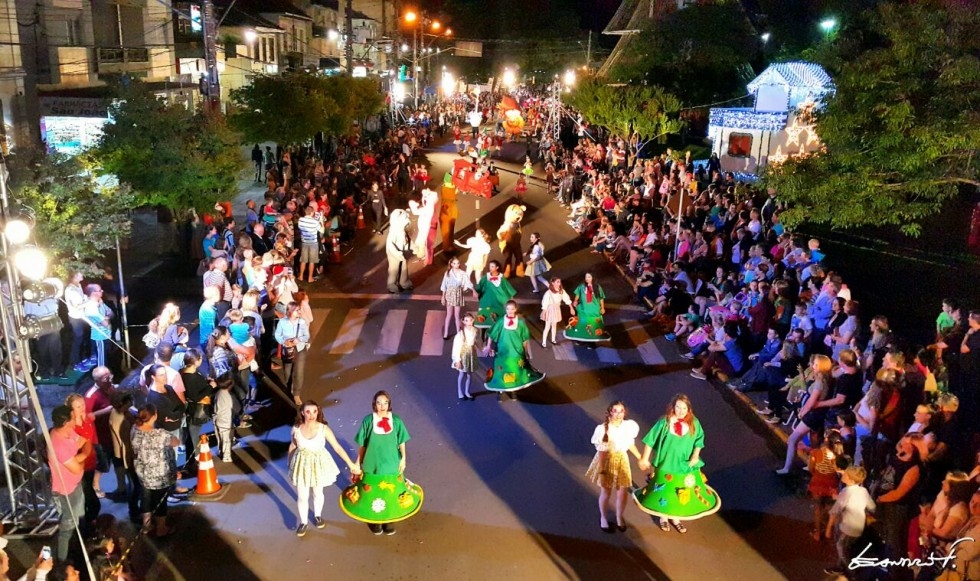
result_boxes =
[289,423,341,489]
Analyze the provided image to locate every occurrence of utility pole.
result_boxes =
[345,0,354,75]
[201,0,220,112]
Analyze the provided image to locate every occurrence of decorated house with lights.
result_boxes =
[707,61,834,176]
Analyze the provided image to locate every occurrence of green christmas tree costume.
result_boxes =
[474,273,517,329]
[632,416,721,521]
[339,413,424,524]
[564,283,610,342]
[485,315,545,391]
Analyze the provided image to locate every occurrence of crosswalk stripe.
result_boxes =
[309,308,330,344]
[596,347,622,364]
[376,309,408,355]
[623,320,666,365]
[637,341,667,366]
[328,308,369,354]
[419,310,446,356]
[551,341,578,361]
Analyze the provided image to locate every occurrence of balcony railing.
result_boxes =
[96,47,150,65]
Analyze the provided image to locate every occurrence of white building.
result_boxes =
[708,61,834,176]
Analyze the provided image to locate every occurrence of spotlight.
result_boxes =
[12,247,47,281]
[18,313,62,339]
[22,278,64,302]
[5,219,31,244]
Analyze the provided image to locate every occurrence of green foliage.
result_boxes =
[608,2,759,105]
[566,78,683,152]
[229,72,384,144]
[90,81,243,215]
[5,149,136,278]
[763,2,980,236]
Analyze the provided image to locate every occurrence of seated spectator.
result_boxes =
[689,322,746,382]
[726,327,782,391]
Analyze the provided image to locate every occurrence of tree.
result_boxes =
[762,2,980,236]
[5,148,137,277]
[566,77,683,161]
[90,81,243,214]
[229,73,384,144]
[608,2,759,106]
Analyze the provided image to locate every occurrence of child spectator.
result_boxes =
[214,373,235,462]
[666,304,701,343]
[809,430,844,541]
[791,301,814,343]
[825,465,875,575]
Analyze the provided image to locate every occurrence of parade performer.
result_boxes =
[340,391,422,536]
[409,188,440,265]
[540,277,573,349]
[635,394,721,532]
[484,300,545,399]
[523,232,551,293]
[452,313,480,401]
[565,273,610,342]
[515,175,528,202]
[385,210,414,293]
[439,175,459,253]
[441,257,476,340]
[289,401,360,537]
[474,260,517,330]
[586,401,642,533]
[455,229,491,283]
[497,204,526,278]
[522,156,534,177]
[498,96,525,138]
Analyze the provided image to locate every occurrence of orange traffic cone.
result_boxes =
[356,207,366,230]
[195,434,222,496]
[330,232,342,264]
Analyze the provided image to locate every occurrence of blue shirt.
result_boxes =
[724,338,746,374]
[198,304,216,345]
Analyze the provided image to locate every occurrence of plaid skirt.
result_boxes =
[585,450,632,489]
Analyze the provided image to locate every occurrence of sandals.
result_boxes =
[94,488,106,499]
[658,520,671,532]
[672,521,688,534]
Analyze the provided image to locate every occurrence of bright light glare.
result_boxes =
[393,83,406,101]
[563,70,576,86]
[442,72,455,96]
[445,28,452,37]
[401,43,409,52]
[5,220,31,244]
[244,30,257,43]
[760,32,770,43]
[405,11,417,23]
[502,69,516,88]
[431,21,441,31]
[14,247,47,280]
[327,29,339,41]
[820,18,836,32]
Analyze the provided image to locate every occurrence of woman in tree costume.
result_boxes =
[474,260,517,330]
[340,391,423,536]
[635,394,720,533]
[565,272,611,342]
[484,301,545,399]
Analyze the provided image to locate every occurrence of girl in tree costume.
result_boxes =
[474,260,517,330]
[565,273,611,342]
[340,391,423,535]
[484,301,545,398]
[635,394,720,533]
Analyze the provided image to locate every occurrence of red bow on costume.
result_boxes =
[505,315,516,324]
[377,416,392,433]
[673,420,684,436]
[586,284,594,303]
[489,276,499,282]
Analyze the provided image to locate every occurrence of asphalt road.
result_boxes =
[76,140,831,581]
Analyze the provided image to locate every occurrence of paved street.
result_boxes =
[97,141,831,581]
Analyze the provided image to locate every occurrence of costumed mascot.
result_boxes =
[386,209,414,293]
[498,96,525,138]
[439,173,459,253]
[496,204,526,278]
[409,188,440,265]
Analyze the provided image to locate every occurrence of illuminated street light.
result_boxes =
[445,28,452,37]
[405,10,417,23]
[760,32,771,43]
[243,29,257,44]
[563,70,576,87]
[401,43,409,52]
[431,21,441,31]
[820,18,837,33]
[502,68,516,88]
[328,29,340,41]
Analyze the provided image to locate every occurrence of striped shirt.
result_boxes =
[297,215,322,246]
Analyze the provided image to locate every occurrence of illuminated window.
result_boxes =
[727,133,752,158]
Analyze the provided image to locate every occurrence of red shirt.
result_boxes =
[74,418,98,471]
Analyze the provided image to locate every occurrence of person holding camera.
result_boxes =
[276,302,311,407]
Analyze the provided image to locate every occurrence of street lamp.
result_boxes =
[502,68,516,89]
[760,32,771,44]
[563,70,576,87]
[404,10,449,108]
[820,18,837,35]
